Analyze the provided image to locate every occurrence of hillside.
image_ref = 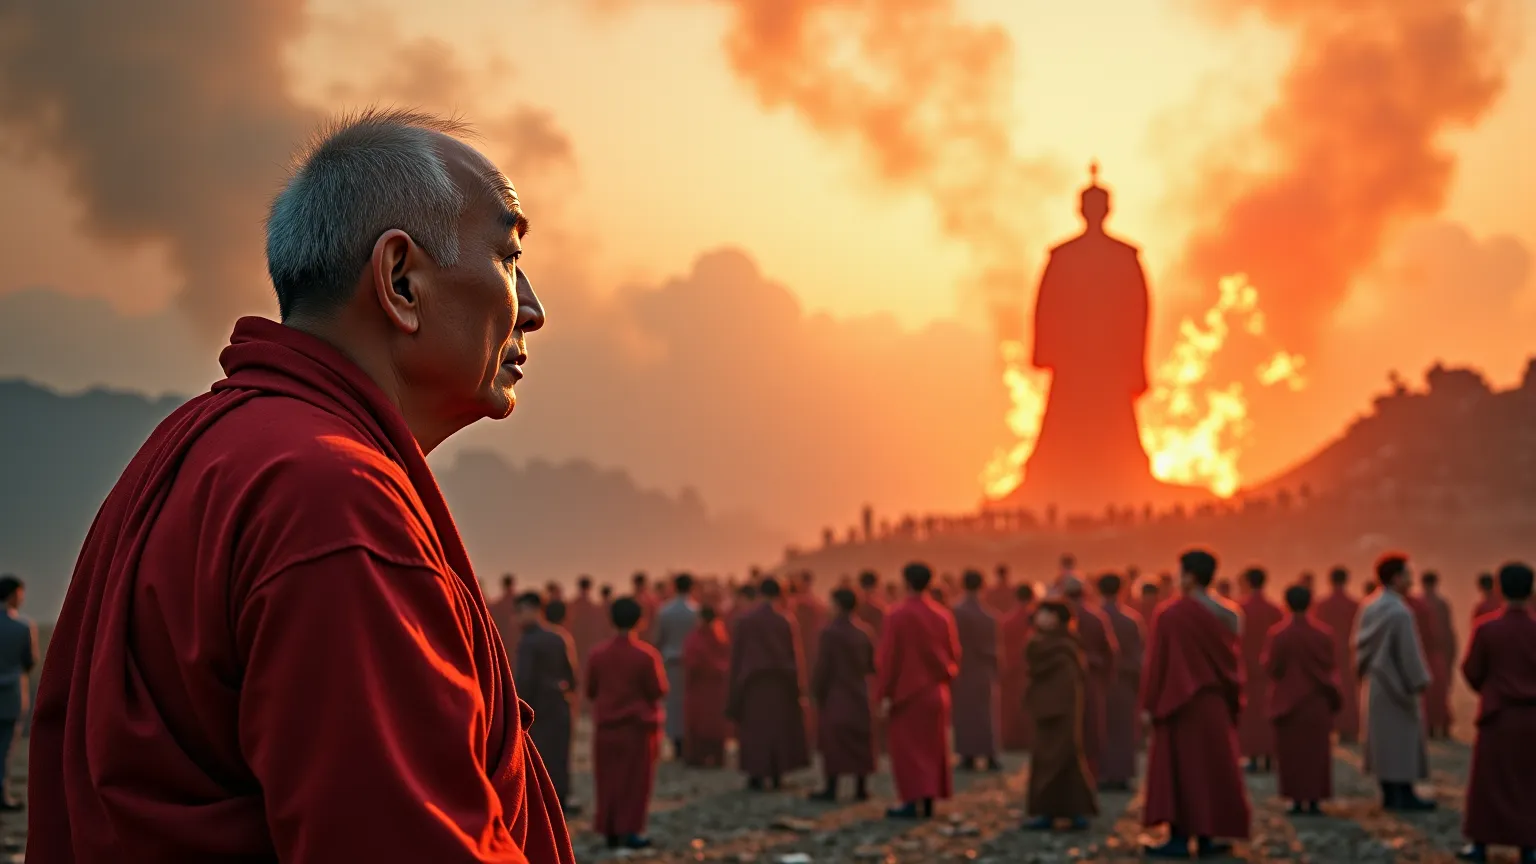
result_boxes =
[0,379,784,619]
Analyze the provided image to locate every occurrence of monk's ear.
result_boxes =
[369,229,422,334]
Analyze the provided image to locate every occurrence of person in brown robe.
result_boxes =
[1136,581,1162,632]
[810,588,877,802]
[1062,575,1117,782]
[1022,600,1098,831]
[1264,585,1340,815]
[1238,567,1284,772]
[728,577,810,790]
[1457,562,1536,864]
[568,576,605,718]
[984,564,1015,618]
[1096,573,1144,790]
[1419,571,1456,739]
[1470,573,1501,624]
[682,606,731,767]
[727,582,757,634]
[1000,583,1038,752]
[630,572,656,642]
[514,595,580,815]
[1314,566,1361,743]
[953,570,1002,771]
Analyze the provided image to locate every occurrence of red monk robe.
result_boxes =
[1314,586,1361,742]
[729,600,811,782]
[1000,601,1036,751]
[567,587,605,717]
[1421,586,1456,737]
[812,616,878,779]
[1461,604,1536,851]
[1264,615,1340,804]
[853,590,886,753]
[1407,592,1443,734]
[1471,595,1502,625]
[1239,590,1284,762]
[877,592,961,805]
[1073,600,1118,780]
[681,618,731,767]
[1141,595,1251,841]
[794,590,828,747]
[28,318,572,864]
[587,631,666,840]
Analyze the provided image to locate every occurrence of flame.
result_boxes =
[981,273,1305,501]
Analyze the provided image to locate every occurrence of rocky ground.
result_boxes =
[0,728,1497,863]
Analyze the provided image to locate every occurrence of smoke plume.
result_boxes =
[1177,0,1508,351]
[0,0,317,333]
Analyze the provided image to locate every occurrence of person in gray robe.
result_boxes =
[513,592,579,813]
[0,575,37,810]
[1355,554,1435,812]
[952,570,1001,770]
[652,573,700,758]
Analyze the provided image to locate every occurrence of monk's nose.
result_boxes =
[516,267,545,334]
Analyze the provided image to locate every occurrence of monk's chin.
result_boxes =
[478,389,516,421]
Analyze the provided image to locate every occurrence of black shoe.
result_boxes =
[747,777,764,791]
[1306,802,1322,816]
[920,798,934,819]
[1456,844,1487,863]
[1392,792,1437,812]
[0,799,22,812]
[1144,838,1191,858]
[985,758,1003,772]
[1022,815,1053,831]
[886,803,919,820]
[606,835,622,849]
[560,801,582,817]
[623,835,653,850]
[1287,803,1306,816]
[1196,838,1233,858]
[1099,780,1131,793]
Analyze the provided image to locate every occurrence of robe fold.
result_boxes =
[999,605,1035,752]
[1140,595,1251,840]
[1422,591,1456,733]
[681,622,731,767]
[1264,616,1340,802]
[1074,602,1118,779]
[877,594,961,802]
[586,633,667,838]
[1024,630,1098,818]
[516,624,579,805]
[1315,589,1361,742]
[1099,601,1144,785]
[27,317,571,864]
[1356,590,1431,783]
[951,596,1000,760]
[811,616,877,776]
[1238,592,1284,760]
[728,603,810,779]
[1461,606,1536,848]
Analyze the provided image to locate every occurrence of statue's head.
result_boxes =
[1079,160,1110,229]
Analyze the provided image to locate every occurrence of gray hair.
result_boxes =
[265,108,473,318]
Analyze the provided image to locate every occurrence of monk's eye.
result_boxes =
[502,252,521,271]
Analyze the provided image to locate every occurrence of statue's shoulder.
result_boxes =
[1049,233,1140,257]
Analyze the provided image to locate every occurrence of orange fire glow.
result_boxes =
[982,273,1307,502]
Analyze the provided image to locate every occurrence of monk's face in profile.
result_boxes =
[392,135,544,424]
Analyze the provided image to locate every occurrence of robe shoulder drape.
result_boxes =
[1461,607,1536,848]
[877,596,960,802]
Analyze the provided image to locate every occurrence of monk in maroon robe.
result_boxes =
[1062,575,1117,781]
[1264,585,1340,814]
[984,564,1016,619]
[587,598,666,850]
[1141,549,1251,859]
[568,577,605,717]
[728,577,810,789]
[1136,581,1162,633]
[1000,583,1038,752]
[1097,573,1144,790]
[630,573,657,643]
[1458,562,1536,864]
[953,570,1002,771]
[1470,573,1501,625]
[1419,571,1456,739]
[855,570,886,635]
[1314,566,1361,743]
[1238,567,1284,771]
[727,583,757,635]
[793,574,828,747]
[810,588,877,802]
[877,562,961,819]
[682,606,731,767]
[28,113,571,864]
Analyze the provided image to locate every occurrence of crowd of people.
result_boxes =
[493,553,1536,862]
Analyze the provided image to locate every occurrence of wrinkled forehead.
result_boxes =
[436,134,527,233]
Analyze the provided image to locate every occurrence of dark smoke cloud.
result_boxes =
[1177,0,1509,351]
[0,0,317,333]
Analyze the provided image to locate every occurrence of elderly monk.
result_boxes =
[515,595,579,815]
[810,588,877,802]
[28,110,570,864]
[1022,600,1098,832]
[1471,573,1501,624]
[681,605,731,767]
[878,562,961,820]
[1096,573,1144,790]
[1459,562,1536,864]
[1061,575,1117,781]
[1418,571,1457,739]
[1238,567,1284,772]
[1314,566,1361,743]
[1356,553,1436,812]
[1000,582,1039,752]
[953,570,1002,772]
[587,598,666,851]
[729,577,810,790]
[1141,549,1251,860]
[652,573,700,759]
[1264,585,1340,816]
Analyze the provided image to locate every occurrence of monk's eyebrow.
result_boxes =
[482,169,529,237]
